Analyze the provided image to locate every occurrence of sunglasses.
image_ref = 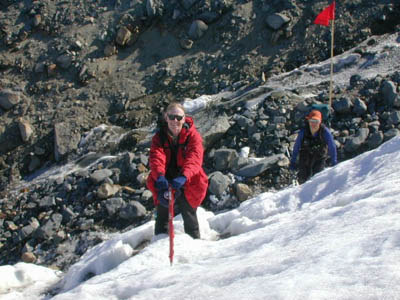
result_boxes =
[167,114,184,121]
[308,119,320,124]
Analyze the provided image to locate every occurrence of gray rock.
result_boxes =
[56,54,72,69]
[28,155,41,172]
[352,98,367,116]
[235,115,254,128]
[333,97,352,114]
[17,118,34,142]
[54,230,67,244]
[234,154,285,177]
[388,111,400,125]
[54,122,81,162]
[273,116,287,124]
[367,131,384,149]
[105,197,125,216]
[381,80,399,107]
[35,213,63,240]
[214,149,238,171]
[0,89,21,110]
[368,120,380,133]
[20,224,36,240]
[344,128,370,152]
[119,201,146,220]
[116,26,131,46]
[251,132,263,144]
[266,13,290,30]
[384,128,400,141]
[208,171,231,198]
[90,169,113,184]
[197,114,231,148]
[61,206,77,223]
[79,219,94,231]
[189,20,208,40]
[231,156,251,172]
[22,241,35,254]
[38,196,56,208]
[34,62,46,73]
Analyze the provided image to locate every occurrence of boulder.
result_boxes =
[266,13,290,30]
[208,171,231,198]
[214,149,239,171]
[233,154,285,177]
[344,128,369,152]
[116,26,131,46]
[189,20,208,40]
[17,118,34,142]
[0,89,21,110]
[54,122,81,162]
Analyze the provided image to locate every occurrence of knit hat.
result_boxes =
[306,110,322,121]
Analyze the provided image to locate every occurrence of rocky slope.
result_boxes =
[1,0,400,270]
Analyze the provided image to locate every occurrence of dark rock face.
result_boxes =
[0,0,400,271]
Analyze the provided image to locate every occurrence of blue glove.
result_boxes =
[155,175,169,190]
[171,176,187,190]
[157,190,169,207]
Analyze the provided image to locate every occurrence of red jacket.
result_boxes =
[146,117,208,208]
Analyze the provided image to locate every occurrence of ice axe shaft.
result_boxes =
[168,186,175,266]
[286,147,299,186]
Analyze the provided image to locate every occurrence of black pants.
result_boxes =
[298,152,326,184]
[154,192,200,239]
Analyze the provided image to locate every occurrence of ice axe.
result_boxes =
[168,185,175,266]
[285,147,299,186]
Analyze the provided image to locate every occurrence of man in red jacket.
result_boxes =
[147,102,208,239]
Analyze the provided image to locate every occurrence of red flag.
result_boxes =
[314,1,335,26]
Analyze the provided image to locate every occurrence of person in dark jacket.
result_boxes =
[146,102,208,239]
[290,109,337,184]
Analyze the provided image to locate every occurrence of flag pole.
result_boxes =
[313,1,336,107]
[328,18,335,108]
